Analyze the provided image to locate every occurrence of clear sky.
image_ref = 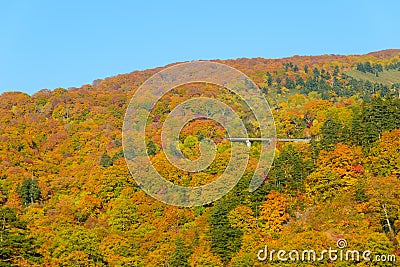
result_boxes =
[1,0,399,95]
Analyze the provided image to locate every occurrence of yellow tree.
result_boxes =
[259,191,290,232]
[228,205,257,234]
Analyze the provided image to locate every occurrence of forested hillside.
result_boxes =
[1,50,400,266]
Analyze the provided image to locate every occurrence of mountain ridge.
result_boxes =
[2,49,400,97]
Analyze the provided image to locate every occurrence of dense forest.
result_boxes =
[1,49,400,266]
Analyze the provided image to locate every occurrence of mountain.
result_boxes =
[1,50,400,266]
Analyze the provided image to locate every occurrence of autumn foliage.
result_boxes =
[1,50,400,266]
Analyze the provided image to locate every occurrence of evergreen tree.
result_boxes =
[356,63,365,72]
[392,83,400,98]
[348,97,400,148]
[295,75,305,87]
[268,145,314,193]
[169,237,189,267]
[276,77,282,86]
[364,62,372,73]
[284,77,295,90]
[320,119,342,150]
[284,63,289,72]
[261,86,268,95]
[208,195,242,264]
[333,65,339,77]
[99,151,112,167]
[147,140,157,157]
[0,207,42,266]
[20,178,41,206]
[303,77,317,94]
[313,67,320,80]
[362,97,400,133]
[362,122,380,147]
[111,149,124,163]
[266,72,273,86]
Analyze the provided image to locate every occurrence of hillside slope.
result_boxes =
[1,50,400,266]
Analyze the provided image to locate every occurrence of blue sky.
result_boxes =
[1,0,399,94]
